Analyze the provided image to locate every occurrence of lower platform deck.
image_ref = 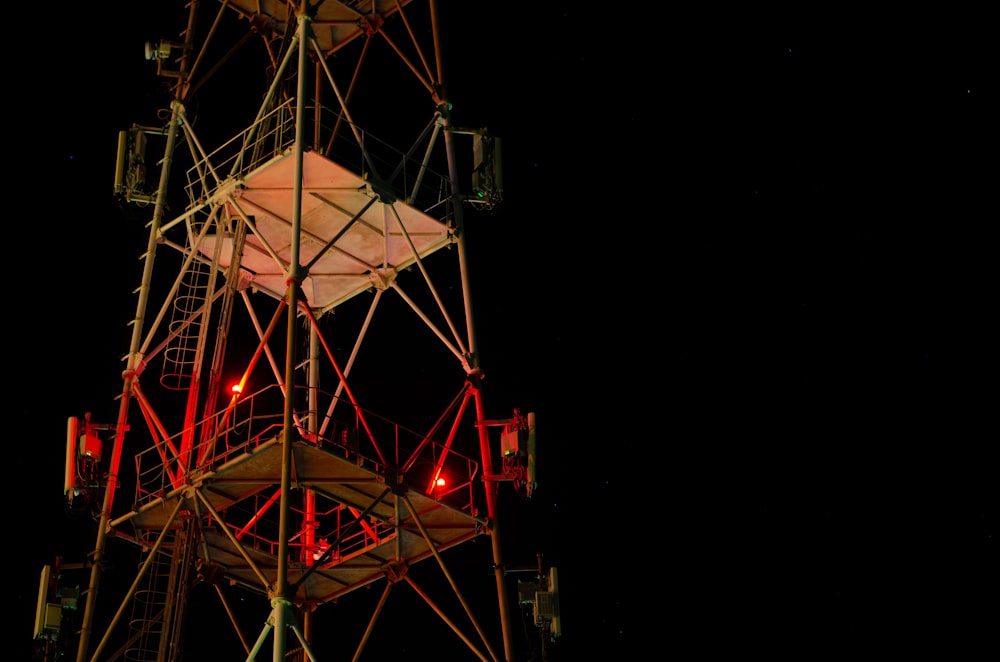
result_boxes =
[112,436,487,606]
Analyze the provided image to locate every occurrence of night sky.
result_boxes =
[14,3,996,660]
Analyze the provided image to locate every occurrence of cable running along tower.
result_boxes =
[40,2,557,661]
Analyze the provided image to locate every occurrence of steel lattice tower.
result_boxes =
[51,2,545,661]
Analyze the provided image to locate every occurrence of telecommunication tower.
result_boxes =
[37,2,559,661]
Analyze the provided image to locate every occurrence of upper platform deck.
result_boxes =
[225,1,415,55]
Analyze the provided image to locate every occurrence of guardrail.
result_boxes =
[181,98,453,218]
[131,383,480,558]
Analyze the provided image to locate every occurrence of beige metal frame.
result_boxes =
[74,2,519,661]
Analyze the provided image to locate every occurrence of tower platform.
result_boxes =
[116,433,484,606]
[196,148,454,315]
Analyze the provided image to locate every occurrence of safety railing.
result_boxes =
[131,383,481,556]
[181,98,453,220]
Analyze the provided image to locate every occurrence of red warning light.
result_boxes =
[435,477,446,488]
[231,384,242,395]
